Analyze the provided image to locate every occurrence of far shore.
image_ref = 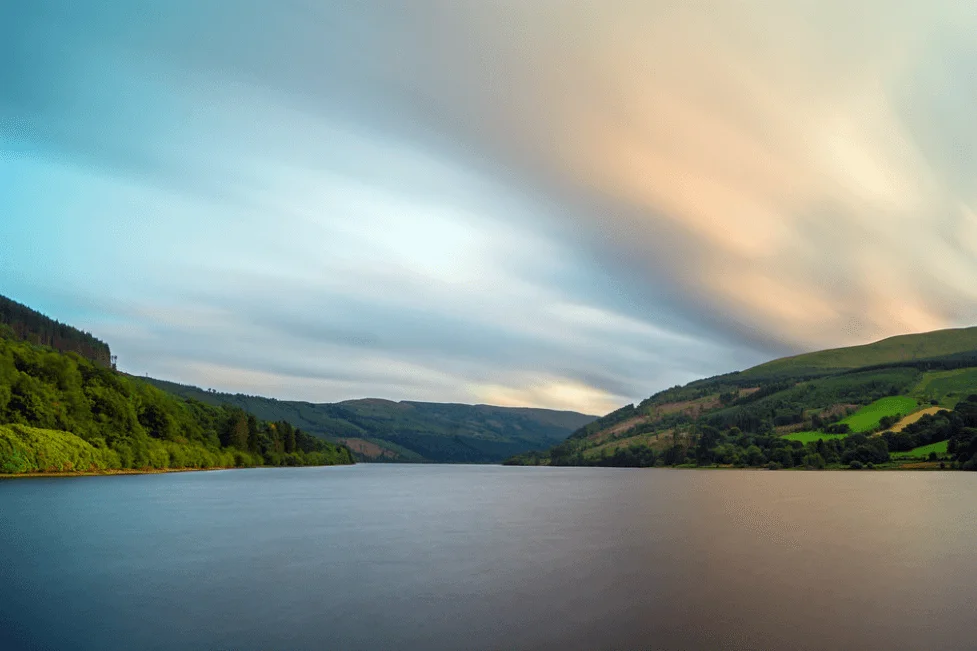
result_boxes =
[2,460,954,479]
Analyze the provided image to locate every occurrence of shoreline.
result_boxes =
[0,466,237,480]
[0,462,357,480]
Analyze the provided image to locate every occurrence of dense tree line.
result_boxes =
[835,351,977,376]
[0,331,353,473]
[507,427,891,470]
[0,294,112,367]
[506,395,977,470]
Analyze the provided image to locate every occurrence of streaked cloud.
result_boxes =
[3,1,976,413]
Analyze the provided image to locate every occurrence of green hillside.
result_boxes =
[741,326,977,378]
[145,379,597,463]
[507,327,977,470]
[0,306,354,475]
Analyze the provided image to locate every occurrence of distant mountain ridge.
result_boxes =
[0,294,112,367]
[145,378,598,463]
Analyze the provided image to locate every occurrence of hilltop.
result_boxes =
[741,326,977,378]
[506,327,977,470]
[144,378,597,463]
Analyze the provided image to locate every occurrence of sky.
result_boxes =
[3,1,977,415]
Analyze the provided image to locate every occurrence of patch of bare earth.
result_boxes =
[774,424,808,434]
[588,416,649,441]
[588,395,720,444]
[341,438,398,460]
[819,404,860,420]
[886,407,944,433]
[652,394,721,417]
[585,430,678,458]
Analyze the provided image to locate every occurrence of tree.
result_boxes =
[221,413,249,450]
[802,453,826,469]
[745,445,766,466]
[277,420,297,454]
[695,425,721,466]
[247,414,260,454]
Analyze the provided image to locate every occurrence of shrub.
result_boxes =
[849,460,863,470]
[0,424,114,473]
[802,453,826,469]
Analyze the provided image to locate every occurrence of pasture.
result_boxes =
[912,368,977,406]
[838,396,917,433]
[893,440,949,459]
[781,431,847,443]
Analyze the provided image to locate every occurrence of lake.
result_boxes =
[1,465,975,650]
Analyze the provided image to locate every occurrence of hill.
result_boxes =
[740,326,977,379]
[0,309,353,475]
[0,294,112,367]
[144,378,597,463]
[506,327,977,470]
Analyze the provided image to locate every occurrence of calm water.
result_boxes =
[1,465,976,651]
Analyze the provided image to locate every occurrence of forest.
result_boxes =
[0,295,112,367]
[0,325,353,474]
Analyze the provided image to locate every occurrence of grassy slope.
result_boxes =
[894,440,949,459]
[741,327,977,378]
[146,378,597,463]
[782,431,847,443]
[838,396,917,432]
[910,368,977,406]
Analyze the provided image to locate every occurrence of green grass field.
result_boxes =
[911,368,977,406]
[782,431,847,443]
[838,396,917,433]
[893,440,949,459]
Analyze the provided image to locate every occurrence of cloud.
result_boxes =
[4,1,977,412]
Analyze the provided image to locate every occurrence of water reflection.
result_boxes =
[0,466,975,651]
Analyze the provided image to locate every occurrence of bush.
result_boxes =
[802,453,826,469]
[0,424,116,473]
[866,462,875,469]
[849,460,863,469]
[766,461,782,470]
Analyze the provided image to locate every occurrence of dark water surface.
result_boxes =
[2,465,976,651]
